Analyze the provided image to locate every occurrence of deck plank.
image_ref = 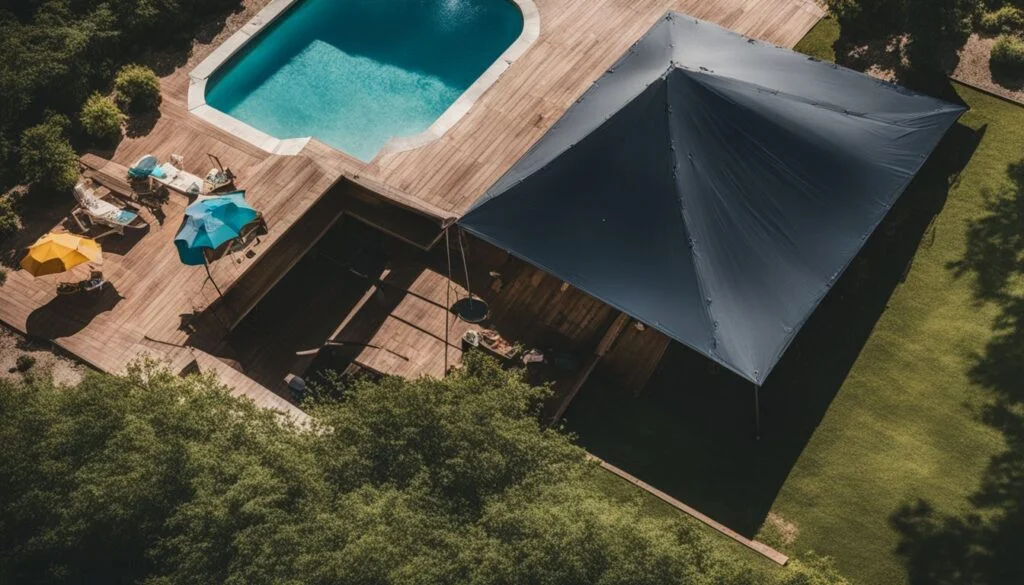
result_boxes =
[0,0,821,408]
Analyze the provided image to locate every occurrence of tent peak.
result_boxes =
[460,13,964,385]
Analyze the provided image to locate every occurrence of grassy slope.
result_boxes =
[765,19,1017,585]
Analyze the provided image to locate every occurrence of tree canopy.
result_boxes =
[0,354,849,585]
[826,0,977,73]
[0,1,240,190]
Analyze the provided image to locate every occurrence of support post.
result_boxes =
[203,251,224,300]
[457,228,472,299]
[443,228,453,375]
[753,383,761,441]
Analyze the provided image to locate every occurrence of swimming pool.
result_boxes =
[202,0,526,161]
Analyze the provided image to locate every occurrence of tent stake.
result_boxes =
[753,384,761,441]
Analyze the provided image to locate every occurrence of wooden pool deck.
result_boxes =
[0,0,822,409]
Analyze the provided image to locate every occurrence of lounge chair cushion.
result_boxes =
[110,209,139,225]
[128,154,159,179]
[74,183,140,226]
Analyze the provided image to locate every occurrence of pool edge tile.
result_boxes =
[378,0,542,159]
[190,0,541,159]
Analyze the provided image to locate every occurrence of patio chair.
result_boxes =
[219,213,268,258]
[152,157,205,197]
[71,181,148,239]
[127,154,158,180]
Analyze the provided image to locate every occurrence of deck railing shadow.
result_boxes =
[562,121,986,538]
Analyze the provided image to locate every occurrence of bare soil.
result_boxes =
[953,34,1024,103]
[0,323,86,386]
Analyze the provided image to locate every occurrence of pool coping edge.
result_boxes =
[188,0,310,156]
[186,0,539,159]
[378,0,541,157]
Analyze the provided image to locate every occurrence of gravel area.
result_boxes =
[0,323,87,387]
[953,34,1024,103]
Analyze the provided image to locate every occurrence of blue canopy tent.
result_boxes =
[458,13,966,436]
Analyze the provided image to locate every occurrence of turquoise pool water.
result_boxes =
[205,0,523,161]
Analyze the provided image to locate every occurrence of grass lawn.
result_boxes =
[568,18,1023,585]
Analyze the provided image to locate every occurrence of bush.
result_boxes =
[0,196,19,242]
[79,93,123,142]
[0,268,7,286]
[113,65,161,113]
[0,357,857,585]
[990,33,1024,78]
[980,7,1024,34]
[14,355,36,373]
[18,116,78,193]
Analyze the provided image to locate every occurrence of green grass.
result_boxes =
[587,468,782,571]
[794,16,839,62]
[567,18,1024,585]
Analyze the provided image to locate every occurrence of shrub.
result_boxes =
[18,116,78,193]
[0,268,7,286]
[15,355,36,373]
[980,7,1024,34]
[113,65,161,113]
[0,196,19,242]
[79,93,123,142]
[990,33,1024,78]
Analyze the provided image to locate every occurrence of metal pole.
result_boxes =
[754,384,761,441]
[457,228,472,299]
[444,228,453,374]
[203,251,224,299]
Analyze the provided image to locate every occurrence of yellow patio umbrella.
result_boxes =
[20,233,102,277]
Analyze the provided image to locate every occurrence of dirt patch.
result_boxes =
[141,0,278,80]
[186,0,277,68]
[953,34,1024,104]
[759,512,801,550]
[0,323,87,386]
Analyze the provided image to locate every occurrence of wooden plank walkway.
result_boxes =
[366,0,825,216]
[0,79,343,410]
[350,266,474,379]
[0,0,822,418]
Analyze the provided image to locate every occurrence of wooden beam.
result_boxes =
[596,312,631,356]
[550,312,631,422]
[593,455,790,566]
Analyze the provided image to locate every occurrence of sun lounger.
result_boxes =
[127,154,158,179]
[151,162,205,197]
[71,182,147,239]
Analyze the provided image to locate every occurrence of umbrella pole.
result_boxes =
[753,383,761,441]
[203,251,224,300]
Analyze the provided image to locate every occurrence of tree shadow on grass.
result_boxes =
[564,122,985,537]
[889,160,1024,585]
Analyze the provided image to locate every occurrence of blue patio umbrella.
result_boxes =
[174,191,257,266]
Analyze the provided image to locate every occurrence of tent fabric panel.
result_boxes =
[460,12,966,384]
